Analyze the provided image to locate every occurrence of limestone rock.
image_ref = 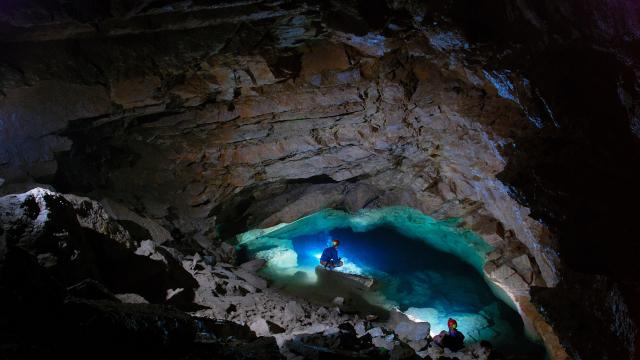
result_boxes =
[2,1,636,358]
[234,267,268,290]
[284,301,305,323]
[372,335,394,350]
[407,339,429,352]
[63,194,133,246]
[511,254,534,283]
[100,198,173,244]
[394,321,430,342]
[332,296,345,306]
[240,258,267,272]
[367,327,385,337]
[116,293,149,304]
[390,341,420,360]
[489,264,529,294]
[0,189,198,306]
[216,242,236,263]
[250,318,271,337]
[387,309,414,330]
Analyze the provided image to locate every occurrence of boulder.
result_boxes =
[511,254,534,283]
[394,321,430,342]
[284,301,305,323]
[338,322,357,334]
[0,189,198,307]
[407,340,429,352]
[62,194,133,246]
[100,198,173,244]
[316,266,376,291]
[389,341,421,360]
[0,188,102,284]
[267,320,286,334]
[367,327,385,337]
[115,293,149,304]
[387,309,413,330]
[240,258,267,272]
[323,326,341,336]
[250,318,271,337]
[372,335,394,350]
[216,242,236,263]
[234,267,268,290]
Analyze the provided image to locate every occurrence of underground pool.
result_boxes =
[237,207,546,359]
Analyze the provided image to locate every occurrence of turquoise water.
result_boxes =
[237,207,545,358]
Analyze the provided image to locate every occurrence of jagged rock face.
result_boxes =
[0,188,198,306]
[0,187,459,360]
[0,188,286,359]
[1,1,639,359]
[439,0,640,282]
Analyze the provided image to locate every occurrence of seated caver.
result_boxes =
[320,239,343,269]
[433,318,465,352]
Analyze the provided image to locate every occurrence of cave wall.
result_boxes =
[426,0,640,283]
[1,1,639,359]
[0,0,558,280]
[425,1,640,358]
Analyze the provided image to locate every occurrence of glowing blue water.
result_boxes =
[237,207,545,358]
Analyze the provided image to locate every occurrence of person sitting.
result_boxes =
[320,239,343,269]
[433,318,465,351]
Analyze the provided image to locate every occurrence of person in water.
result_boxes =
[320,239,343,269]
[433,318,465,351]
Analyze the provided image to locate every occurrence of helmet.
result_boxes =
[447,318,457,329]
[332,239,340,246]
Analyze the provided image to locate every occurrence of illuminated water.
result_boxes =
[237,207,545,358]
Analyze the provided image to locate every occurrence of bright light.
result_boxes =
[405,307,444,337]
[313,252,322,259]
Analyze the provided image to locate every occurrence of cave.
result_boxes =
[237,208,546,358]
[1,1,639,360]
